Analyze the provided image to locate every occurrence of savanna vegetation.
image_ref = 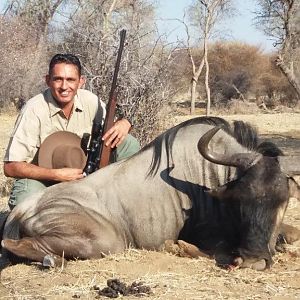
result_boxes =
[0,0,299,145]
[0,2,300,299]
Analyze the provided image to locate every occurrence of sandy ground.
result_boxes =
[0,112,299,299]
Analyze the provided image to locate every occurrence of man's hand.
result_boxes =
[102,119,131,148]
[53,168,84,182]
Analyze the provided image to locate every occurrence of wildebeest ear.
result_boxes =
[288,176,300,201]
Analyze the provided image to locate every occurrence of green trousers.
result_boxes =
[8,134,140,209]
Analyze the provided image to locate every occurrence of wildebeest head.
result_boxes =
[198,127,300,270]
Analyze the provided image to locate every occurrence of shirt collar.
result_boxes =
[45,88,83,117]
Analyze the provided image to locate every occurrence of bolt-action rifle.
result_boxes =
[83,29,127,175]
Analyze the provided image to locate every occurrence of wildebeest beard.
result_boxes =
[224,157,289,267]
[154,116,288,267]
[161,160,288,268]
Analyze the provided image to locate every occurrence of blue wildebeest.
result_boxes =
[1,117,300,270]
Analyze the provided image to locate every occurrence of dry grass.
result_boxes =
[1,247,300,299]
[0,115,16,206]
[0,112,300,299]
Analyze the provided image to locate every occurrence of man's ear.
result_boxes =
[79,76,86,89]
[45,74,50,87]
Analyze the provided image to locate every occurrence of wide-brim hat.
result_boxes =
[38,131,87,169]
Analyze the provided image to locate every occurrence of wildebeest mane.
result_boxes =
[144,117,230,177]
[232,120,283,156]
[145,116,281,177]
[232,120,258,150]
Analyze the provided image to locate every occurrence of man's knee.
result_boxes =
[8,179,49,210]
[116,134,140,161]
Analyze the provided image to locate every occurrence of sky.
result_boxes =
[156,0,275,52]
[0,0,275,52]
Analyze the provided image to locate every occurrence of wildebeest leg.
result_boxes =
[1,238,65,267]
[161,240,209,258]
[2,207,126,267]
[276,223,300,252]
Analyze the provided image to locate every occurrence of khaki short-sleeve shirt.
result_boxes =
[4,88,106,163]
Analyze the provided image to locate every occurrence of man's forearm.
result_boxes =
[4,161,59,181]
[3,162,83,182]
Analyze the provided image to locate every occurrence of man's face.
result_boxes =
[46,63,84,107]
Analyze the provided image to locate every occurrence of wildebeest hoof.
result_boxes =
[233,257,267,271]
[43,255,56,268]
[43,254,65,268]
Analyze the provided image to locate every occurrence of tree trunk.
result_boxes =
[203,16,210,116]
[205,59,211,116]
[189,57,205,115]
[190,78,197,115]
[276,56,300,99]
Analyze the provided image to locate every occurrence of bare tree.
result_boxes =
[5,0,65,35]
[255,0,300,99]
[4,0,66,99]
[181,0,232,115]
[0,16,42,109]
[58,0,174,144]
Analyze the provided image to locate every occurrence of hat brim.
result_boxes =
[38,131,86,169]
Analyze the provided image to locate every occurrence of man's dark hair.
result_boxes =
[49,54,82,76]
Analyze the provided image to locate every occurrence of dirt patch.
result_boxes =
[0,112,300,299]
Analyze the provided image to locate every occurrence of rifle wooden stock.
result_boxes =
[99,91,117,168]
[99,29,126,168]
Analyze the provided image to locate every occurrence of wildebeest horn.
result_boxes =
[197,126,262,170]
[278,156,300,176]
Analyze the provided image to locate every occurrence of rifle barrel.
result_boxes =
[99,29,127,169]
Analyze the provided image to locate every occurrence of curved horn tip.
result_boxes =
[197,126,225,164]
[197,126,261,169]
[197,126,222,150]
[204,126,222,139]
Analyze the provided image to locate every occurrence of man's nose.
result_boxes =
[61,79,68,89]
